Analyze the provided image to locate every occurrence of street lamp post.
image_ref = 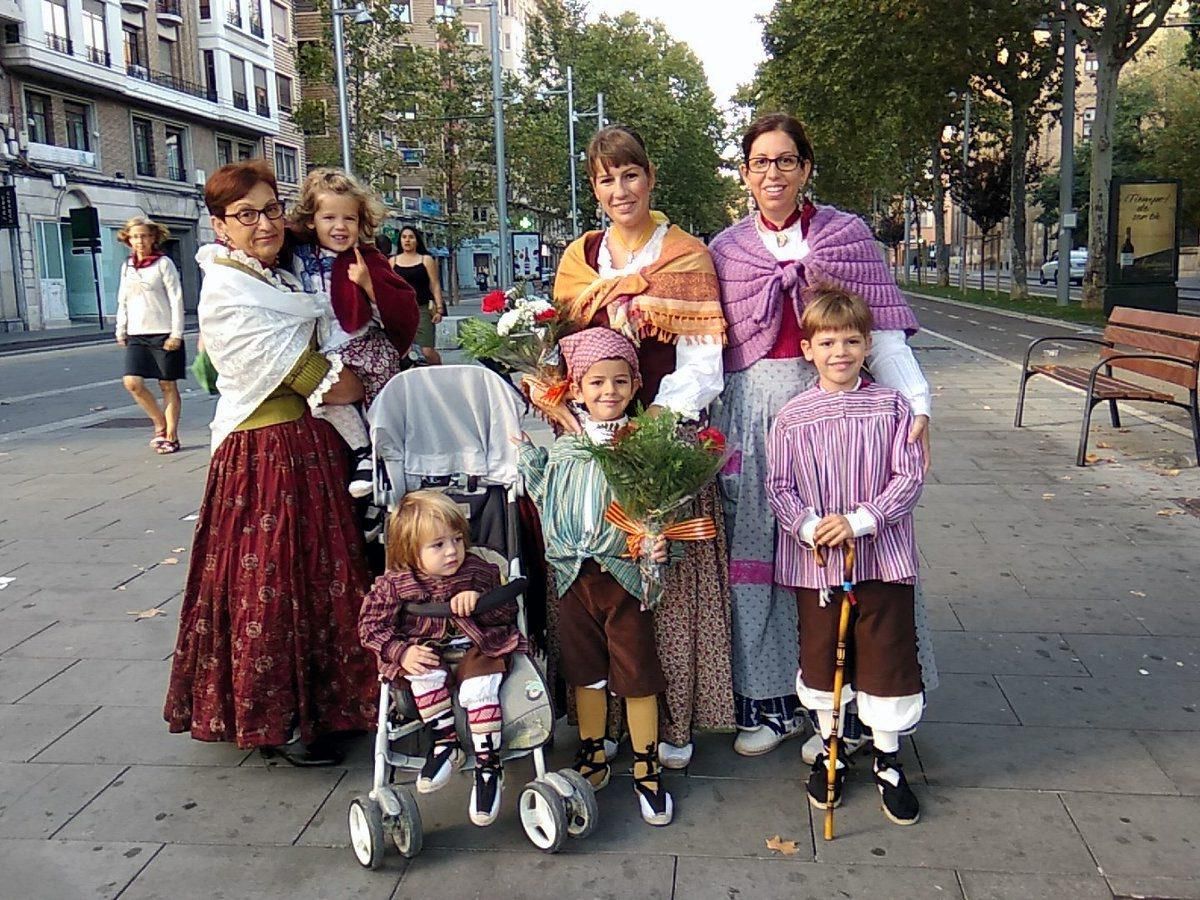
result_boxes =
[330,0,374,175]
[566,65,578,237]
[959,90,971,292]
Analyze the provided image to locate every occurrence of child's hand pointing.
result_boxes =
[348,247,374,294]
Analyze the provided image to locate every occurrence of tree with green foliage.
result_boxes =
[507,0,729,237]
[950,150,1013,292]
[1065,1,1176,308]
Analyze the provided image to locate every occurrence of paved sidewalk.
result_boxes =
[1,329,1198,899]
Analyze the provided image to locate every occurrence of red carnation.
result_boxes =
[697,426,726,453]
[481,290,507,313]
[535,308,557,323]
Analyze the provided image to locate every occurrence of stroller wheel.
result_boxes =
[388,786,424,859]
[518,781,568,853]
[554,769,599,839]
[348,794,387,869]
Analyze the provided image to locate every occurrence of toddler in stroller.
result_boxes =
[347,365,598,868]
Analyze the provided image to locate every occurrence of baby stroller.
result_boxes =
[348,365,598,868]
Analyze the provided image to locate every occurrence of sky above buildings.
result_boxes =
[586,0,776,109]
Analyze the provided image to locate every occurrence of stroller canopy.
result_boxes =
[368,365,524,494]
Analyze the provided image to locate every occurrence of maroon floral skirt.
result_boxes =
[163,413,378,749]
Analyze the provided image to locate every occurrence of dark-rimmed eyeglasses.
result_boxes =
[220,201,286,227]
[746,154,803,174]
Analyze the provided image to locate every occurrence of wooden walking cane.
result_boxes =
[815,538,857,842]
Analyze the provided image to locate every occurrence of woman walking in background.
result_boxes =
[115,215,186,454]
[390,225,446,365]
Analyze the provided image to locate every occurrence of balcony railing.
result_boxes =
[227,7,243,27]
[85,46,111,67]
[249,15,264,37]
[233,90,248,111]
[156,0,182,19]
[128,65,219,103]
[255,99,270,117]
[167,158,185,182]
[46,34,73,55]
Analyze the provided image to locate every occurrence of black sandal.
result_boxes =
[632,744,673,826]
[260,735,344,767]
[572,737,611,790]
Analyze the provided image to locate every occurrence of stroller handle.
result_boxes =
[404,577,528,618]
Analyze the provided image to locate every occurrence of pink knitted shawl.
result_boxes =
[710,207,920,373]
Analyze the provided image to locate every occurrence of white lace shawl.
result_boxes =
[197,244,343,451]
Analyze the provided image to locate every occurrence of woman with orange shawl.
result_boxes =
[534,125,734,769]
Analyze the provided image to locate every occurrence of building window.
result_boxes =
[217,137,232,166]
[464,23,481,45]
[199,0,210,19]
[253,65,269,116]
[123,22,145,73]
[203,50,217,100]
[1082,106,1095,140]
[271,1,289,39]
[248,0,264,37]
[389,1,411,23]
[230,56,248,110]
[502,30,511,51]
[227,0,243,28]
[434,0,454,18]
[42,0,71,54]
[237,140,256,160]
[26,92,53,145]
[82,0,108,66]
[64,102,90,151]
[165,125,186,181]
[274,143,298,183]
[472,205,490,224]
[158,36,177,76]
[276,73,293,112]
[133,117,155,176]
[1084,55,1099,73]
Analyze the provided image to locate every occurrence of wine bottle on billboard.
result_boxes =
[1120,228,1134,268]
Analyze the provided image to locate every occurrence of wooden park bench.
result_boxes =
[1014,307,1200,466]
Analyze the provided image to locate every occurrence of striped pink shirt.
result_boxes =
[765,380,924,589]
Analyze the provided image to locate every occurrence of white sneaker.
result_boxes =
[657,741,693,770]
[732,723,801,757]
[801,731,871,766]
[349,478,373,499]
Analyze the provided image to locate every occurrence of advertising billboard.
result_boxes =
[1109,180,1181,284]
[511,231,541,282]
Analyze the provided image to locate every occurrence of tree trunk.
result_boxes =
[1009,103,1030,301]
[933,135,949,287]
[1083,58,1120,309]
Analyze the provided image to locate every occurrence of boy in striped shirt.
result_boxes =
[765,287,926,826]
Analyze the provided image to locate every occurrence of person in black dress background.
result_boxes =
[389,225,445,365]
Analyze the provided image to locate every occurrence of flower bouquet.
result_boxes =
[582,410,728,609]
[460,285,569,405]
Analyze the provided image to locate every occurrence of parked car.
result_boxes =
[1039,248,1087,285]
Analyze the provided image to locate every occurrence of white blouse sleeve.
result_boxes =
[652,337,725,421]
[161,258,185,339]
[868,329,931,418]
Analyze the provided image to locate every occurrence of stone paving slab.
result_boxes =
[119,844,399,899]
[59,765,344,845]
[33,707,252,768]
[932,632,1090,677]
[947,596,1151,636]
[956,871,1114,899]
[5,618,175,661]
[0,838,160,900]
[19,658,171,707]
[1104,874,1200,900]
[1123,598,1200,637]
[812,786,1098,874]
[914,724,1177,794]
[0,655,76,701]
[1066,634,1200,680]
[996,675,1200,730]
[392,849,674,899]
[0,704,95,762]
[671,857,964,900]
[1137,732,1200,796]
[0,761,123,838]
[922,674,1021,725]
[1060,792,1200,880]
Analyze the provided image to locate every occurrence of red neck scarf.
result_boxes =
[758,199,817,235]
[131,253,163,269]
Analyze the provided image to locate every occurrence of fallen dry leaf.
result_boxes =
[173,547,186,553]
[1042,493,1055,500]
[1160,469,1181,477]
[1156,508,1184,517]
[765,834,800,856]
[1130,590,1147,597]
[126,607,165,620]
[160,557,179,565]
[1096,441,1111,449]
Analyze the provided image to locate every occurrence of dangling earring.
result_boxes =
[746,190,757,212]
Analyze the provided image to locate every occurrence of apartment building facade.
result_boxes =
[0,0,298,332]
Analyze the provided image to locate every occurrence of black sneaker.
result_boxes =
[806,741,848,810]
[349,450,373,499]
[417,739,462,794]
[873,750,920,825]
[632,744,673,826]
[362,503,385,543]
[469,754,504,826]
